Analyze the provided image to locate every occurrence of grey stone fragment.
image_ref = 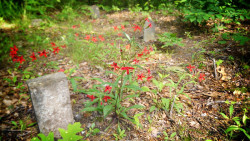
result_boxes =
[26,72,74,138]
[90,5,100,19]
[143,18,156,42]
[31,19,43,27]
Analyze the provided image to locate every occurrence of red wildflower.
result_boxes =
[58,68,65,72]
[75,33,79,37]
[138,53,143,57]
[10,50,17,58]
[99,35,105,41]
[121,25,125,30]
[121,67,134,75]
[148,69,151,74]
[61,44,66,48]
[30,52,37,61]
[147,76,153,81]
[132,24,141,32]
[104,85,112,93]
[118,33,122,36]
[133,58,139,64]
[38,50,48,57]
[87,95,95,101]
[110,43,114,46]
[51,42,56,47]
[53,47,60,55]
[137,73,145,81]
[92,37,98,42]
[103,96,111,102]
[145,18,149,22]
[10,45,18,52]
[198,73,205,82]
[18,56,25,64]
[143,47,149,54]
[85,35,91,40]
[148,23,152,28]
[111,62,119,71]
[72,25,77,29]
[187,65,195,72]
[114,26,118,31]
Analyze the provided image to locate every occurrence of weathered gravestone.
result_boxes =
[90,5,100,19]
[26,72,74,138]
[31,19,43,27]
[143,18,156,42]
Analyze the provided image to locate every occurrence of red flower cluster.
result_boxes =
[9,45,25,64]
[132,24,141,32]
[187,64,195,72]
[199,73,205,82]
[84,35,105,42]
[121,67,134,75]
[145,18,152,28]
[104,85,112,93]
[72,24,80,29]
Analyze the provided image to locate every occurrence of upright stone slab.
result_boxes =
[90,5,100,19]
[143,18,156,42]
[26,72,74,138]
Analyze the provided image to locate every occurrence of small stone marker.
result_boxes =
[143,18,156,42]
[90,5,100,19]
[26,72,74,138]
[31,19,43,27]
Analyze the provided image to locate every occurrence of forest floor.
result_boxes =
[0,10,249,141]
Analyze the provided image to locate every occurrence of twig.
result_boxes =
[213,58,218,80]
[169,95,176,118]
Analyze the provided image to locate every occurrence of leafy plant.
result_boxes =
[216,59,224,66]
[31,122,84,141]
[31,132,54,141]
[163,131,176,140]
[81,70,145,124]
[220,101,250,140]
[113,123,126,140]
[11,120,36,131]
[158,32,184,48]
[86,123,100,137]
[165,73,195,117]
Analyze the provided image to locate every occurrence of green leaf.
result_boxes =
[141,86,150,92]
[162,98,170,111]
[31,137,40,141]
[242,109,248,126]
[120,112,133,122]
[218,40,227,44]
[123,94,139,100]
[133,112,144,128]
[216,59,224,66]
[170,132,176,138]
[58,122,83,141]
[103,105,113,118]
[124,84,142,91]
[229,104,234,118]
[36,132,54,141]
[220,112,229,119]
[70,78,77,92]
[149,106,156,112]
[126,105,144,111]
